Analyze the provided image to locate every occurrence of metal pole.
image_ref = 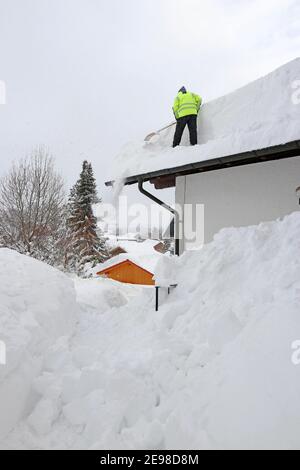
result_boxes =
[155,286,159,312]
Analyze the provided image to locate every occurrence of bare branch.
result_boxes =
[0,146,66,263]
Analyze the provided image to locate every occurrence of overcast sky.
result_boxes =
[0,0,299,202]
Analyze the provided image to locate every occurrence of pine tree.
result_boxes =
[65,183,80,270]
[87,162,100,204]
[65,162,108,274]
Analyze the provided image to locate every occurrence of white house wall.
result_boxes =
[176,156,300,252]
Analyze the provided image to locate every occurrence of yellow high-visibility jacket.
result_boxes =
[173,91,202,119]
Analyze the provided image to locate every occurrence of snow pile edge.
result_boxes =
[0,249,78,440]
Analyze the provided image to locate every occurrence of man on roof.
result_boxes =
[172,86,202,147]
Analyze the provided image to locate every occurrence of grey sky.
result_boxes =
[0,0,299,202]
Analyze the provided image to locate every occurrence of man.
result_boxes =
[172,86,202,147]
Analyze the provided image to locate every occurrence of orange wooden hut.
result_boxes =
[96,258,155,286]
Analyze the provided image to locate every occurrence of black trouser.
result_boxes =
[173,114,198,147]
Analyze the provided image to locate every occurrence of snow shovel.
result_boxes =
[144,121,176,142]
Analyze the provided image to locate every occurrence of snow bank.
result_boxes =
[74,277,129,312]
[154,212,300,449]
[2,213,300,449]
[0,249,78,441]
[112,58,300,182]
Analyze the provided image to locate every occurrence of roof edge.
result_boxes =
[96,258,154,277]
[105,140,300,188]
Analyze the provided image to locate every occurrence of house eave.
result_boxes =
[105,140,300,189]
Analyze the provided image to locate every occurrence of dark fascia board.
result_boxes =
[105,140,300,187]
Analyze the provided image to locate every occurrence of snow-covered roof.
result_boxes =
[116,238,159,255]
[110,58,300,184]
[95,253,158,276]
[96,255,155,275]
[93,239,164,276]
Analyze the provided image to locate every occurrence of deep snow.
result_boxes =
[112,58,300,183]
[1,213,300,449]
[0,249,78,441]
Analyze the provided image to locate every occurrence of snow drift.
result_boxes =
[0,249,78,441]
[2,213,300,449]
[154,212,300,449]
[112,58,300,182]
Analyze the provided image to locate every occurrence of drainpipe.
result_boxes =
[296,186,300,205]
[138,178,180,256]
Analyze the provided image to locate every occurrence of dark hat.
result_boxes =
[179,86,187,94]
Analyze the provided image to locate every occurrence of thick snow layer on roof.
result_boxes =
[117,238,159,255]
[93,239,164,276]
[112,58,300,182]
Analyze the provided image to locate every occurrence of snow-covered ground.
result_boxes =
[1,212,300,449]
[112,58,300,183]
[0,249,78,442]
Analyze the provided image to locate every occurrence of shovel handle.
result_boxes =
[144,121,176,142]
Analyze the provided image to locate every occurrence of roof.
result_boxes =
[106,140,300,188]
[106,58,300,188]
[116,238,161,257]
[97,258,154,277]
[93,247,163,277]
